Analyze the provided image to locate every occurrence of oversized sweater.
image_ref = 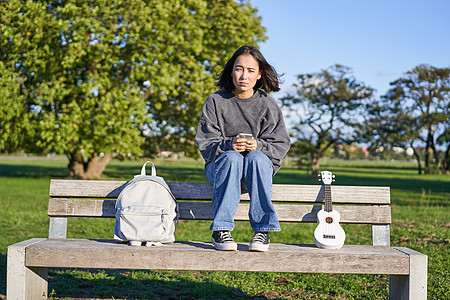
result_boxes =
[195,89,291,174]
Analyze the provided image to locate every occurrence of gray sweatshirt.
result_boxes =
[195,89,291,174]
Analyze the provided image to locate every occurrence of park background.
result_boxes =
[1,0,449,298]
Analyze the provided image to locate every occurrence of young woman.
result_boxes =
[195,46,290,251]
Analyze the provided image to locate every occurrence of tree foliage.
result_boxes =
[0,62,32,152]
[0,0,266,178]
[281,64,374,178]
[359,65,450,174]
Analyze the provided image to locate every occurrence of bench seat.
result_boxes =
[20,238,413,274]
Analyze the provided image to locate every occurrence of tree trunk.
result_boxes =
[68,152,112,179]
[68,152,87,179]
[442,144,450,174]
[310,152,321,179]
[424,130,435,174]
[412,146,422,175]
[84,153,112,179]
[429,134,442,170]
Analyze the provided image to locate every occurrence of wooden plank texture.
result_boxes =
[48,198,391,224]
[25,239,409,275]
[49,179,390,204]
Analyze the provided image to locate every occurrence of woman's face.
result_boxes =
[232,54,261,98]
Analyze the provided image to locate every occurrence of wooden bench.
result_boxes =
[7,179,428,299]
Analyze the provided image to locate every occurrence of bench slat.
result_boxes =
[25,239,409,275]
[49,180,390,204]
[48,198,391,224]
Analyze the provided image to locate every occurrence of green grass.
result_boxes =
[1,157,449,299]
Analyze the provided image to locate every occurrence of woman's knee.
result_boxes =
[216,150,244,166]
[245,150,270,164]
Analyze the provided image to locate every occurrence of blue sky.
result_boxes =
[250,0,450,98]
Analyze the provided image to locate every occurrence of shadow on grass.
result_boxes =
[277,170,446,190]
[104,164,208,182]
[48,268,254,299]
[275,168,449,206]
[0,162,208,183]
[0,164,69,179]
[323,162,418,171]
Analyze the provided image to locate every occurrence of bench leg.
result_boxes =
[390,247,428,300]
[7,239,48,300]
[49,216,68,239]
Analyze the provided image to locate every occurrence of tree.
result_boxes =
[359,65,450,174]
[0,62,32,152]
[140,0,266,158]
[282,65,374,178]
[357,87,424,170]
[437,127,450,174]
[0,0,266,178]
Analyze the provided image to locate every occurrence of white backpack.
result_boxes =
[114,161,178,246]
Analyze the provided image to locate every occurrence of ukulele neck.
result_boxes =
[324,184,332,212]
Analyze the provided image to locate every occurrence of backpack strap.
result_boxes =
[141,161,156,177]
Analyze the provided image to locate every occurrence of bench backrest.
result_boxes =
[48,179,391,246]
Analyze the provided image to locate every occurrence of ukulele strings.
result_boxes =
[325,184,331,238]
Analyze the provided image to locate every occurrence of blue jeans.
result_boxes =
[206,150,281,232]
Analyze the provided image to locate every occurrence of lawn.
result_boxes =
[0,156,448,299]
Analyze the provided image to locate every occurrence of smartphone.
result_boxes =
[237,133,254,140]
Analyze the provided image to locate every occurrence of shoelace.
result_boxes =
[219,231,234,242]
[252,232,268,243]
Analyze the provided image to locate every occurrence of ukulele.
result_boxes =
[314,171,346,249]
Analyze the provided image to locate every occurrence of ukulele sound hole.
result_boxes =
[325,217,333,223]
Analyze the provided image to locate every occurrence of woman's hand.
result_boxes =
[232,137,257,152]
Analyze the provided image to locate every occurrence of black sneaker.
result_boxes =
[211,231,238,251]
[249,232,269,252]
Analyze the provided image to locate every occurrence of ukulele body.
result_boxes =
[314,204,346,249]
